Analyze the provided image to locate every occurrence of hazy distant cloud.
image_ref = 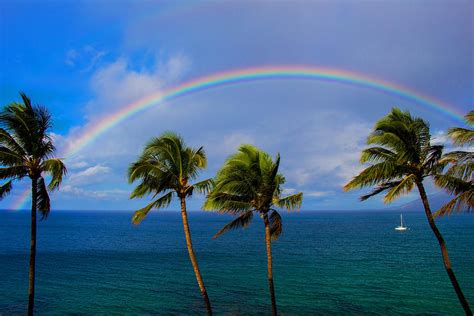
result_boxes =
[206,131,256,157]
[62,185,129,200]
[65,45,106,72]
[283,112,370,187]
[68,161,90,169]
[86,53,190,115]
[283,188,333,198]
[432,130,449,145]
[57,53,192,160]
[65,49,79,66]
[304,190,335,198]
[67,165,111,185]
[50,54,194,208]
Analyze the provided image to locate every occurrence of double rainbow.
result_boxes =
[9,65,466,210]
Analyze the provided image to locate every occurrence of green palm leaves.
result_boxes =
[435,110,473,216]
[204,144,303,239]
[128,132,212,223]
[344,108,441,199]
[0,180,12,199]
[0,92,67,216]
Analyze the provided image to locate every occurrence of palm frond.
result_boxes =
[192,178,214,194]
[269,153,280,182]
[383,174,416,203]
[435,190,473,217]
[42,158,67,190]
[36,177,51,220]
[269,210,282,240]
[423,145,444,172]
[360,147,396,163]
[344,161,403,191]
[441,151,473,169]
[131,191,174,224]
[448,127,473,146]
[0,146,24,165]
[202,192,253,214]
[434,174,472,196]
[0,181,12,200]
[0,128,26,157]
[275,192,303,211]
[360,180,401,201]
[214,211,253,238]
[0,166,28,180]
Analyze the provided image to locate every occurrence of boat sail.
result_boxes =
[395,214,407,231]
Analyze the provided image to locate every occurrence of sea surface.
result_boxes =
[0,210,473,315]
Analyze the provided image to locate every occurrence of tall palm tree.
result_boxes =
[343,108,472,315]
[0,93,67,315]
[203,144,303,316]
[128,132,213,315]
[434,110,473,216]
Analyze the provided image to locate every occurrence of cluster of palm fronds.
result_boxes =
[434,111,473,216]
[345,109,472,215]
[0,93,66,219]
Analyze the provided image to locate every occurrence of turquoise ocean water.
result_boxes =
[1,210,473,315]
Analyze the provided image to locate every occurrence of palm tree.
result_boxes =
[0,93,67,315]
[343,108,472,315]
[203,144,303,316]
[434,110,473,216]
[128,132,213,315]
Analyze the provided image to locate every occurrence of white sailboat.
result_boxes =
[395,214,407,231]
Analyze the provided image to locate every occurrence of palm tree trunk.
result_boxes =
[416,181,472,315]
[179,197,212,316]
[263,213,277,316]
[28,177,38,316]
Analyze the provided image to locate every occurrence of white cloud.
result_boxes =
[206,131,256,157]
[282,111,370,187]
[432,130,450,145]
[283,188,333,198]
[67,165,111,185]
[68,161,89,169]
[57,53,192,159]
[61,185,129,200]
[87,54,190,115]
[48,54,194,208]
[304,190,335,198]
[282,188,297,195]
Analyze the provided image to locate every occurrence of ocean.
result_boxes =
[1,210,473,315]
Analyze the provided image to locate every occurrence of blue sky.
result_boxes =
[0,0,472,211]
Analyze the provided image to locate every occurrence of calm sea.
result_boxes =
[0,210,473,315]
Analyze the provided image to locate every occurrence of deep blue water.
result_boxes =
[0,210,473,315]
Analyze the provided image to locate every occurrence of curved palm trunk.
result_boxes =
[179,197,212,316]
[416,181,472,315]
[263,213,277,316]
[28,178,38,316]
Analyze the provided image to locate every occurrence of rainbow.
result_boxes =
[9,65,466,210]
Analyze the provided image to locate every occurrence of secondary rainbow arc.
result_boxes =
[10,65,466,210]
